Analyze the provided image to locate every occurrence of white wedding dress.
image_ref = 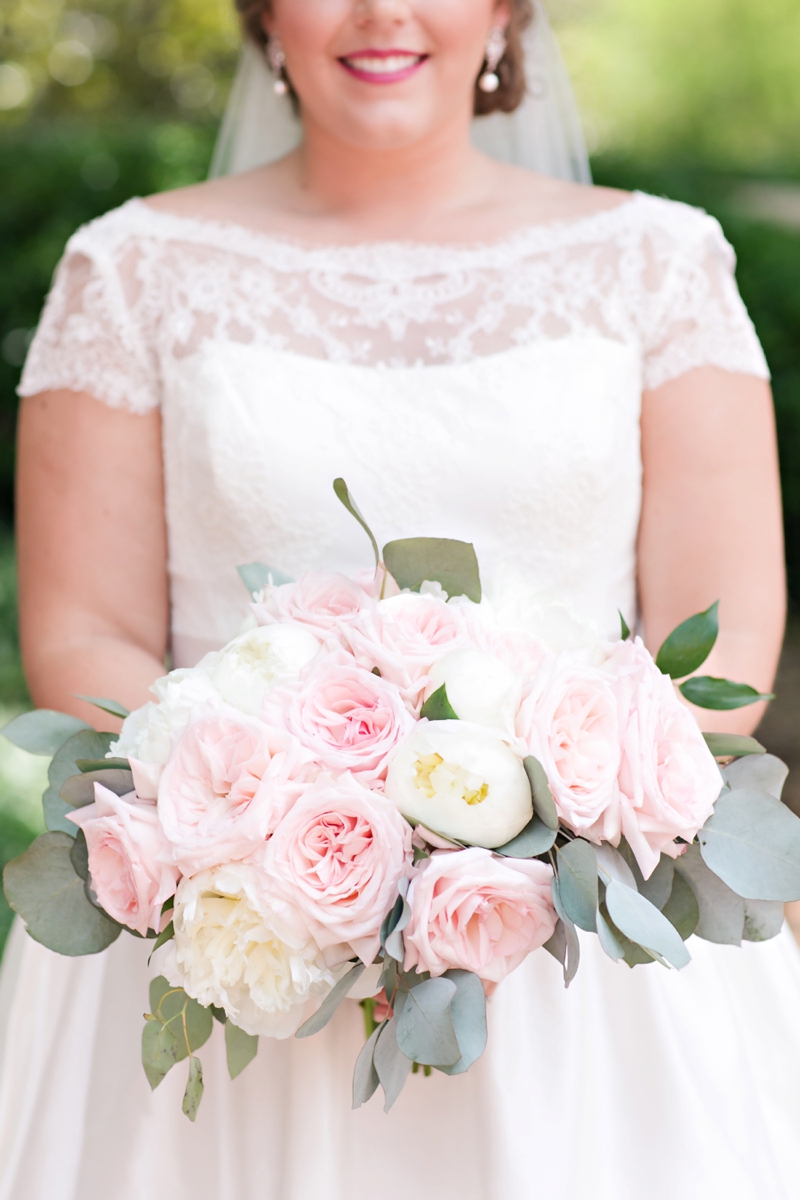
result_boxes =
[3,190,800,1200]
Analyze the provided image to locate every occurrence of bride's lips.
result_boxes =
[338,48,428,85]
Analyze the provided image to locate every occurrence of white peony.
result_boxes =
[385,720,532,849]
[426,649,523,732]
[208,625,321,716]
[164,863,335,1038]
[482,572,604,658]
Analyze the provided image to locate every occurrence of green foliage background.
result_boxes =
[2,0,800,945]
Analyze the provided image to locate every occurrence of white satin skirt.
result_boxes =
[2,915,800,1200]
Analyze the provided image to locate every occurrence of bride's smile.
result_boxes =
[337,49,430,84]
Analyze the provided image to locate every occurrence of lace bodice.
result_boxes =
[19,191,769,666]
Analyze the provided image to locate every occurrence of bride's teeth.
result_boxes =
[346,55,421,74]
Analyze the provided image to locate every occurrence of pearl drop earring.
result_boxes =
[478,26,506,94]
[267,35,288,96]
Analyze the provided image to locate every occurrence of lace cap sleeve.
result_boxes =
[18,207,160,414]
[638,200,770,392]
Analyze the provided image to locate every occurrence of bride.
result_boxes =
[2,0,799,1197]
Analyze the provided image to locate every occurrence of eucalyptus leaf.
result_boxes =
[69,829,89,881]
[594,843,638,891]
[60,768,134,808]
[74,695,130,720]
[437,970,487,1076]
[225,1021,259,1079]
[1,709,91,756]
[374,1018,414,1112]
[76,757,129,773]
[596,908,626,961]
[679,677,774,711]
[550,878,581,986]
[237,562,293,598]
[149,978,213,1062]
[742,898,785,942]
[723,753,788,801]
[660,871,699,940]
[698,789,800,901]
[3,831,121,955]
[674,844,744,945]
[543,918,567,967]
[380,888,412,963]
[182,1057,204,1122]
[556,839,598,932]
[43,731,116,834]
[598,904,657,968]
[494,815,557,858]
[395,978,460,1067]
[141,1017,179,1090]
[420,684,459,722]
[352,1024,383,1110]
[296,961,367,1038]
[382,537,482,603]
[333,478,380,568]
[524,756,559,830]
[703,732,765,759]
[656,602,719,680]
[148,920,175,963]
[619,611,632,641]
[604,880,691,968]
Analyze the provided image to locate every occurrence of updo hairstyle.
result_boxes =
[234,0,535,116]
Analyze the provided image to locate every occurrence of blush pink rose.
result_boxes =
[264,653,415,783]
[341,592,472,707]
[607,638,722,879]
[263,776,413,963]
[158,705,313,876]
[252,571,374,635]
[67,784,178,936]
[517,654,622,841]
[403,848,557,983]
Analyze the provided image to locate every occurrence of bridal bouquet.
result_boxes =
[4,479,800,1121]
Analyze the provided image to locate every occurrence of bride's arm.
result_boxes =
[638,365,785,735]
[16,389,169,731]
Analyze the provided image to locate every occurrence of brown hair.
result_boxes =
[235,1,535,117]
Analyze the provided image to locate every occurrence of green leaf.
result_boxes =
[556,839,598,932]
[296,961,367,1038]
[550,878,581,986]
[373,1018,414,1112]
[74,695,130,720]
[594,843,638,890]
[703,732,766,759]
[619,611,632,641]
[380,881,412,963]
[395,977,461,1067]
[1,709,92,756]
[494,815,557,858]
[237,562,293,598]
[225,1022,259,1079]
[436,969,487,1076]
[723,753,788,801]
[596,907,626,961]
[420,684,459,722]
[210,1005,227,1024]
[656,601,719,679]
[141,1016,179,1090]
[742,898,785,943]
[42,731,116,834]
[352,1023,383,1110]
[76,757,129,773]
[147,920,174,963]
[148,977,214,1063]
[604,880,691,968]
[333,478,380,568]
[182,1057,204,1122]
[524,756,559,830]
[3,831,121,955]
[382,537,482,603]
[698,789,800,901]
[679,676,774,710]
[69,829,89,881]
[597,902,657,968]
[640,857,675,911]
[60,768,134,808]
[660,871,700,940]
[543,918,567,967]
[674,844,745,945]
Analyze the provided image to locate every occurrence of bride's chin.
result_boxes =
[303,100,464,155]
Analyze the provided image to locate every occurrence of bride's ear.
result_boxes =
[492,0,512,30]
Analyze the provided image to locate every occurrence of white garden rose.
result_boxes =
[385,720,532,849]
[165,863,335,1038]
[426,649,523,732]
[209,624,321,715]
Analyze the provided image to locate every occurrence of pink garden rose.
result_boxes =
[263,776,413,963]
[264,653,415,783]
[341,592,472,708]
[403,848,557,983]
[158,706,313,876]
[252,571,374,635]
[68,784,178,936]
[607,638,722,878]
[517,655,622,841]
